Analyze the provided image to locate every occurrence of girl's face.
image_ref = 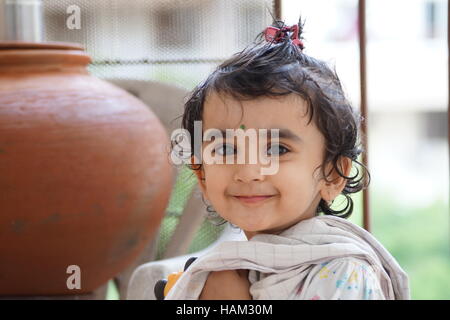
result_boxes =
[195,92,348,239]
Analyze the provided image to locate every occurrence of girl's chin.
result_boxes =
[233,219,289,235]
[233,221,274,234]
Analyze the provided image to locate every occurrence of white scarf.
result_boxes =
[165,215,410,300]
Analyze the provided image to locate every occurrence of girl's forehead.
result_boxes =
[203,92,311,130]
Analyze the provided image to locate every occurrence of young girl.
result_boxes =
[165,18,410,300]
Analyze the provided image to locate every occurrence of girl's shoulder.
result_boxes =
[312,256,381,280]
[316,256,377,272]
[299,256,386,300]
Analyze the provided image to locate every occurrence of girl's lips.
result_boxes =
[233,195,275,204]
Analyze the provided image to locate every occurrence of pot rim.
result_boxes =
[0,41,91,68]
[0,41,85,51]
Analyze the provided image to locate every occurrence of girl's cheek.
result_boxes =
[204,165,230,188]
[272,162,301,181]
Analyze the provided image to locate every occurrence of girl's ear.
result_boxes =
[319,156,352,202]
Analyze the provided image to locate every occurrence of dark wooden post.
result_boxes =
[358,0,371,232]
[274,0,282,20]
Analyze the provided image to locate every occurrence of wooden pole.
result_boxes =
[358,0,371,232]
[274,0,282,20]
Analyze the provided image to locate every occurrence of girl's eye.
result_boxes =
[215,143,236,156]
[267,144,290,156]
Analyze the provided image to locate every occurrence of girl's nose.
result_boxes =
[233,164,266,183]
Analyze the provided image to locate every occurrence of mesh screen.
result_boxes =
[42,0,273,259]
[43,0,274,89]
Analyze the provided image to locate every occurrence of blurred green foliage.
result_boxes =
[370,193,449,300]
[339,190,449,299]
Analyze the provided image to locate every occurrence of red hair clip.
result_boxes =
[264,24,304,49]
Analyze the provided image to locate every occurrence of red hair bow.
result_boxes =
[264,24,304,49]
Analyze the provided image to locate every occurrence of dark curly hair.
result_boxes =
[174,17,370,220]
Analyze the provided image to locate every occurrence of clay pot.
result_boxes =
[0,41,173,295]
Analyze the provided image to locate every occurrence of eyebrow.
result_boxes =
[203,128,302,144]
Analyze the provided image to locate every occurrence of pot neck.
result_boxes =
[0,41,91,74]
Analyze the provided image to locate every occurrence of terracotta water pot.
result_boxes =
[0,41,173,296]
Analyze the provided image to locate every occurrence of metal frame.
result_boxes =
[447,0,449,246]
[358,0,371,232]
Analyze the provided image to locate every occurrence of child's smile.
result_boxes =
[194,92,348,239]
[231,194,277,205]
